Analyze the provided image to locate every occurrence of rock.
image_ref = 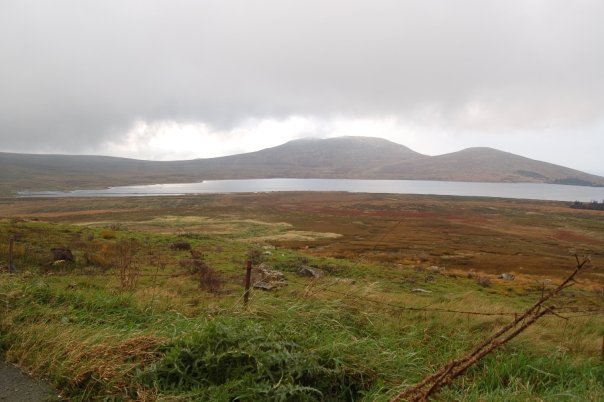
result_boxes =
[51,247,73,262]
[254,281,285,291]
[257,264,285,281]
[427,265,445,273]
[297,265,324,278]
[333,278,356,285]
[498,273,515,281]
[412,288,432,293]
[253,264,287,291]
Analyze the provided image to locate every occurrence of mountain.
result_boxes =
[375,147,604,185]
[184,137,426,179]
[1,136,603,194]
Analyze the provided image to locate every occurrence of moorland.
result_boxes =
[0,192,603,400]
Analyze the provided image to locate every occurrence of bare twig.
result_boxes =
[390,256,592,402]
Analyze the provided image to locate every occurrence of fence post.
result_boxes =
[8,236,14,273]
[243,260,252,306]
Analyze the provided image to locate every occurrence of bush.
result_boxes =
[189,250,222,293]
[100,229,116,240]
[476,276,492,288]
[247,246,265,265]
[170,241,192,251]
[139,319,370,401]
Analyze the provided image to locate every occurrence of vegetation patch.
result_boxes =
[140,318,371,401]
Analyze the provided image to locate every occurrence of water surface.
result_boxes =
[18,179,604,202]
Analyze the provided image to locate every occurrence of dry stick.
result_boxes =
[390,256,591,402]
[419,308,552,402]
[8,236,14,273]
[243,260,252,306]
[400,261,586,401]
[395,258,589,401]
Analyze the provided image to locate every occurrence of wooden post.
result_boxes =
[243,260,252,306]
[8,236,14,273]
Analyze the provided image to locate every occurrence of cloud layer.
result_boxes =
[1,1,603,173]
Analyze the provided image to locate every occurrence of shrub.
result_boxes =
[170,241,191,251]
[139,319,370,401]
[247,246,265,265]
[190,250,222,293]
[100,229,116,240]
[476,275,492,287]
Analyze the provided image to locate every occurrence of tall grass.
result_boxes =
[0,219,602,400]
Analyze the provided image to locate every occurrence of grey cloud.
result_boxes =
[1,0,603,152]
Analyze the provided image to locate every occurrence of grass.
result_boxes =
[0,271,602,400]
[0,193,602,400]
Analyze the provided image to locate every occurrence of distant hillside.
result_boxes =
[0,153,192,194]
[187,137,426,179]
[375,147,604,185]
[1,136,603,194]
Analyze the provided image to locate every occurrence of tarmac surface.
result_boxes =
[0,359,58,401]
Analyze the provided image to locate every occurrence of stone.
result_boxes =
[253,264,287,291]
[427,265,445,273]
[297,265,324,278]
[498,273,515,281]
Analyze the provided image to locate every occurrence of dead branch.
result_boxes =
[390,256,591,402]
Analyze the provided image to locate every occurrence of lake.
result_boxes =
[18,178,604,202]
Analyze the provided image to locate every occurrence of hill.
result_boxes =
[375,146,604,185]
[185,136,426,179]
[1,136,603,194]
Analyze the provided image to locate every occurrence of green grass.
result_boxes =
[0,217,602,401]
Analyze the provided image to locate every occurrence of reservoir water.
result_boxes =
[18,178,604,202]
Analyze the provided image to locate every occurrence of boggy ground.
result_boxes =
[0,193,602,400]
[3,192,604,283]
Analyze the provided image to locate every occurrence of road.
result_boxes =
[0,360,58,401]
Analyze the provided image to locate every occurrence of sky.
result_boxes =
[1,0,603,175]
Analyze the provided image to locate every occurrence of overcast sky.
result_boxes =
[1,1,603,175]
